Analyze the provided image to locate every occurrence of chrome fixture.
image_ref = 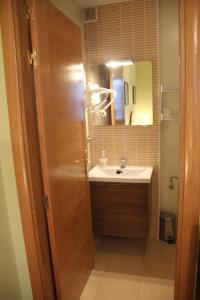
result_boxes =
[169,176,179,190]
[75,150,90,164]
[86,136,93,142]
[85,82,116,117]
[120,158,127,169]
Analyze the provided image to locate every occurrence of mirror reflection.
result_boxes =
[89,61,153,126]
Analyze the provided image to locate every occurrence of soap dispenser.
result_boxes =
[99,150,108,167]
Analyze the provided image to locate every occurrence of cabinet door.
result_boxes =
[90,182,109,235]
[91,182,149,238]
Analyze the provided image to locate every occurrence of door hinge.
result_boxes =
[42,195,49,210]
[26,6,32,22]
[28,49,37,69]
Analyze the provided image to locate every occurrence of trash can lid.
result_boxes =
[160,212,176,221]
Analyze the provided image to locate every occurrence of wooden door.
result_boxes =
[175,0,200,299]
[30,1,94,299]
[0,0,56,299]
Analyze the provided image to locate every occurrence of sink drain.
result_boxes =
[116,170,123,174]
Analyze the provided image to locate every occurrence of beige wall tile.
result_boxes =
[84,0,160,239]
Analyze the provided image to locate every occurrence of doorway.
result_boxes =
[81,0,179,298]
[1,0,200,300]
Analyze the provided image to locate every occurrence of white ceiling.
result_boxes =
[76,0,128,8]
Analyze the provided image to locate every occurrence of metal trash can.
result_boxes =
[160,212,176,243]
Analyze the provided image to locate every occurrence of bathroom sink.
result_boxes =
[89,166,153,183]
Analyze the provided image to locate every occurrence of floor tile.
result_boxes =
[106,238,146,276]
[94,237,112,273]
[80,238,175,300]
[137,239,175,300]
[95,272,139,300]
[80,237,112,300]
[137,277,174,300]
[142,239,175,280]
[80,271,103,300]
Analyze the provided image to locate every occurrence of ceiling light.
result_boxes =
[105,60,134,68]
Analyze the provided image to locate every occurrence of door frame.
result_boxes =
[1,0,200,299]
[175,0,200,299]
[0,0,55,299]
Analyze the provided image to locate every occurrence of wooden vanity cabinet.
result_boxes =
[90,182,151,239]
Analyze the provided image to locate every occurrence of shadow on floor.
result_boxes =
[94,236,175,280]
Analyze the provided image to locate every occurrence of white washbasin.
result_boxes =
[89,165,153,183]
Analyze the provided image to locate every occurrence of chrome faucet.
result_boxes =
[120,157,127,169]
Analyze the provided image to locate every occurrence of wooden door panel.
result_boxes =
[31,1,93,299]
[175,0,200,299]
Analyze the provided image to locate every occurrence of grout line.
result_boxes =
[131,0,135,56]
[123,126,126,159]
[136,241,148,300]
[120,2,123,58]
[102,128,105,151]
[144,0,147,59]
[112,126,116,164]
[135,129,138,165]
[93,246,112,300]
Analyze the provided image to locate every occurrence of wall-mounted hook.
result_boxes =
[169,176,179,190]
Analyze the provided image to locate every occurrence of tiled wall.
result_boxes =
[84,0,160,239]
[159,0,180,215]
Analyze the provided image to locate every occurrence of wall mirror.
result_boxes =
[88,60,153,126]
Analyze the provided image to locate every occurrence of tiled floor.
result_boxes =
[80,237,175,300]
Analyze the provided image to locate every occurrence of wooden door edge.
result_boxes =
[175,0,200,299]
[0,1,55,299]
[174,0,186,297]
